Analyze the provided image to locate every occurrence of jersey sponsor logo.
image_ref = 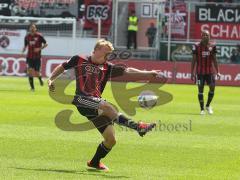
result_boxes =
[29,40,36,45]
[201,51,210,57]
[0,56,26,76]
[85,65,100,74]
[29,37,39,45]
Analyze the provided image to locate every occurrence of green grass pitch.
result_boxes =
[0,76,240,179]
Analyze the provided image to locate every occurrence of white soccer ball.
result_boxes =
[138,91,158,109]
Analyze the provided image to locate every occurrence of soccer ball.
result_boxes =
[138,91,158,109]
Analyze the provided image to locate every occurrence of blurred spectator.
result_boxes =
[145,22,157,47]
[237,44,240,53]
[236,44,240,64]
[230,49,238,63]
[127,10,138,50]
[230,48,240,64]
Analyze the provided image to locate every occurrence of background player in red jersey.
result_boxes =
[22,23,48,91]
[48,39,158,171]
[191,30,221,115]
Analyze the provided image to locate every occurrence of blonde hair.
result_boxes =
[94,39,114,51]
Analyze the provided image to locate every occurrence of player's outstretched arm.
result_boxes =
[124,67,159,79]
[48,65,64,92]
[22,46,27,54]
[42,43,48,49]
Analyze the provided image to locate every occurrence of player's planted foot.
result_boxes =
[200,110,205,115]
[137,122,156,137]
[206,106,213,115]
[87,160,109,171]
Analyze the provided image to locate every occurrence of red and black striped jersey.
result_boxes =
[192,42,217,75]
[24,32,47,59]
[62,55,126,97]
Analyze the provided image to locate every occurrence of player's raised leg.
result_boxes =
[99,101,156,137]
[87,100,155,171]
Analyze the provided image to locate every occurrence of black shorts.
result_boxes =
[72,95,113,134]
[196,74,215,87]
[26,58,41,71]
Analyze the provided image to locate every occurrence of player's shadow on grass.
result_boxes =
[171,112,200,115]
[12,167,130,179]
[0,89,32,92]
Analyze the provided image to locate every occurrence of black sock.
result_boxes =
[198,93,204,110]
[114,114,138,130]
[38,76,43,85]
[91,142,111,166]
[29,77,34,89]
[206,91,214,107]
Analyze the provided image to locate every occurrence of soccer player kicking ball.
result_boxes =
[191,30,221,115]
[48,39,157,171]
